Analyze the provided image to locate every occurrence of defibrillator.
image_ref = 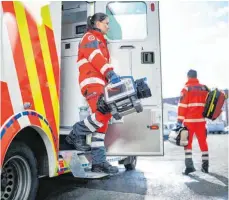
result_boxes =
[104,76,151,120]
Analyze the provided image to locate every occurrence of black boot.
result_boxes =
[201,160,209,173]
[91,161,119,174]
[65,131,91,151]
[183,157,196,175]
[183,167,196,175]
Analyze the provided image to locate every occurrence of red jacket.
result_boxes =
[178,78,209,123]
[77,30,113,95]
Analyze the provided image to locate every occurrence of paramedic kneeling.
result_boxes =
[65,13,120,174]
[177,69,209,175]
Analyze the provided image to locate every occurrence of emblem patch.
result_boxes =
[88,35,95,41]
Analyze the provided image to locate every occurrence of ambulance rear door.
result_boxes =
[95,1,164,156]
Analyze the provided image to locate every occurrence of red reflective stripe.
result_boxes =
[45,25,60,98]
[2,1,40,126]
[0,82,14,126]
[25,7,58,141]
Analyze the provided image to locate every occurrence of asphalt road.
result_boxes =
[37,134,228,200]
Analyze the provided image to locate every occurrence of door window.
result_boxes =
[106,2,147,40]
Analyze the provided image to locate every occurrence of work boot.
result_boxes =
[201,160,209,173]
[91,161,119,174]
[183,157,196,175]
[183,167,196,175]
[65,131,91,151]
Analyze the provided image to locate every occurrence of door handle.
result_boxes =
[119,45,135,49]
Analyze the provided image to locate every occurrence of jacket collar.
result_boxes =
[185,78,199,85]
[89,29,107,43]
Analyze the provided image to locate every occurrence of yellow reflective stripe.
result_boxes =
[14,2,46,116]
[40,4,52,29]
[38,5,59,130]
[207,90,217,116]
[14,2,58,176]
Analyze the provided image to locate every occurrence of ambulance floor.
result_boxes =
[37,134,228,200]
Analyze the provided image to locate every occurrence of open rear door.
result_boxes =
[95,1,163,156]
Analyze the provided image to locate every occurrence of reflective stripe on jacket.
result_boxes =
[77,30,113,94]
[178,78,209,123]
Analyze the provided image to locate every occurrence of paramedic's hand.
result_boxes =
[174,121,183,131]
[106,70,121,84]
[97,94,112,114]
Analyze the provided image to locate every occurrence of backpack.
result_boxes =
[203,88,226,120]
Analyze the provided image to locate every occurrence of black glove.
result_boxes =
[97,94,112,114]
[106,70,121,84]
[135,78,152,99]
[173,121,183,131]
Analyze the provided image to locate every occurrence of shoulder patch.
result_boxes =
[88,35,95,41]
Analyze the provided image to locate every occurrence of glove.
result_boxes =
[106,70,121,84]
[174,121,183,131]
[135,78,152,99]
[97,94,112,114]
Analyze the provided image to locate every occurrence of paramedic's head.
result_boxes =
[187,69,197,79]
[87,13,109,35]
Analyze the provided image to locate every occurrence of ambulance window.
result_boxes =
[106,2,147,40]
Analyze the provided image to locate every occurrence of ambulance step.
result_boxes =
[78,170,109,179]
[58,150,126,178]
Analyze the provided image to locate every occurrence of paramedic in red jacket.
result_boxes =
[177,69,209,175]
[65,13,120,174]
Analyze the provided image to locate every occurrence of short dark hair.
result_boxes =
[187,69,197,78]
[87,13,108,31]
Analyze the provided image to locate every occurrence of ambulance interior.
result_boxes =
[59,2,162,155]
[60,1,89,150]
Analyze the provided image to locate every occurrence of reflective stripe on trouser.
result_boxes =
[91,132,106,164]
[185,150,194,168]
[84,85,112,133]
[72,85,112,135]
[72,113,104,136]
[202,151,209,169]
[202,151,209,161]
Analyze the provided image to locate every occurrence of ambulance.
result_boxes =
[0,1,163,199]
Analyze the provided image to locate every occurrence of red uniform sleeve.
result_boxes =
[79,33,113,78]
[177,87,189,123]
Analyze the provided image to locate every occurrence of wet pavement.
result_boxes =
[37,134,228,200]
